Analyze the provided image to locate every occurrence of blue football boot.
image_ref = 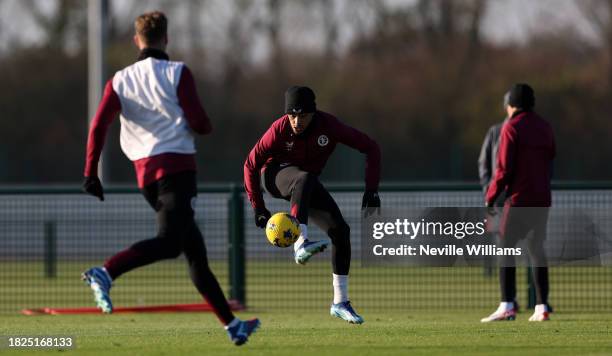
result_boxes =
[294,240,329,265]
[226,318,261,346]
[81,267,113,313]
[330,301,364,324]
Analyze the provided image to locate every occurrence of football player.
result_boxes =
[244,86,381,324]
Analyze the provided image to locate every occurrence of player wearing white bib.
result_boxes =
[81,11,259,346]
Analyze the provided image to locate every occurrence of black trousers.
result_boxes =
[499,207,550,305]
[263,164,351,275]
[104,171,234,324]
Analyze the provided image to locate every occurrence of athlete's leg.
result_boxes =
[83,173,187,313]
[183,215,236,325]
[263,164,317,225]
[152,173,238,325]
[263,164,328,263]
[498,206,530,302]
[526,208,550,320]
[482,205,525,322]
[308,183,350,276]
[306,183,363,323]
[103,175,187,280]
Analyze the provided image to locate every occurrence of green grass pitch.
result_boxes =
[1,311,611,355]
[1,261,611,354]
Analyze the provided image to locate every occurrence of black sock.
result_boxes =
[500,267,516,303]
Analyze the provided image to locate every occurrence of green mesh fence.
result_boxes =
[0,184,611,314]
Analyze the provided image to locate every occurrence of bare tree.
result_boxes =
[22,0,86,50]
[576,0,612,87]
[183,0,207,66]
[264,0,285,75]
[315,0,340,58]
[416,0,489,178]
[220,1,258,91]
[417,0,485,51]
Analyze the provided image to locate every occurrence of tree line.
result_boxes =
[1,0,611,184]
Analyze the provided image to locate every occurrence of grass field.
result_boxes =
[1,311,611,355]
[2,261,611,354]
[2,261,611,313]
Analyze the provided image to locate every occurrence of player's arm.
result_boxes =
[83,78,121,201]
[485,123,517,206]
[478,126,495,194]
[332,118,382,215]
[243,124,278,227]
[177,66,212,135]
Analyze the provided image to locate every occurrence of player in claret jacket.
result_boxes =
[244,86,382,324]
[481,83,556,323]
[81,11,258,346]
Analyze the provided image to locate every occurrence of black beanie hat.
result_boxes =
[508,83,535,110]
[285,86,316,114]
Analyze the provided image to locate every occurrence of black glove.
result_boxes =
[83,176,104,201]
[361,191,381,218]
[254,207,272,228]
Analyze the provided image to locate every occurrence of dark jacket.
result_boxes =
[478,119,506,205]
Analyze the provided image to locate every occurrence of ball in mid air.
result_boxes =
[265,212,301,248]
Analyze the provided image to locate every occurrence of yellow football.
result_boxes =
[265,212,301,248]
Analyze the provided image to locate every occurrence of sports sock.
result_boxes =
[534,304,547,314]
[500,267,516,302]
[294,224,308,252]
[498,301,514,312]
[299,224,308,239]
[103,247,143,280]
[533,267,549,305]
[333,274,349,304]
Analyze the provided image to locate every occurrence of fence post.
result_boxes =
[527,266,536,309]
[44,221,57,278]
[228,184,246,306]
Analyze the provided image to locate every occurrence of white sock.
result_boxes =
[333,274,349,304]
[299,224,308,239]
[224,318,240,329]
[535,304,547,314]
[294,224,308,252]
[498,301,513,312]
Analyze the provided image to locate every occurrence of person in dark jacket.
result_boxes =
[481,84,556,323]
[477,92,510,277]
[244,86,381,324]
[478,91,510,200]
